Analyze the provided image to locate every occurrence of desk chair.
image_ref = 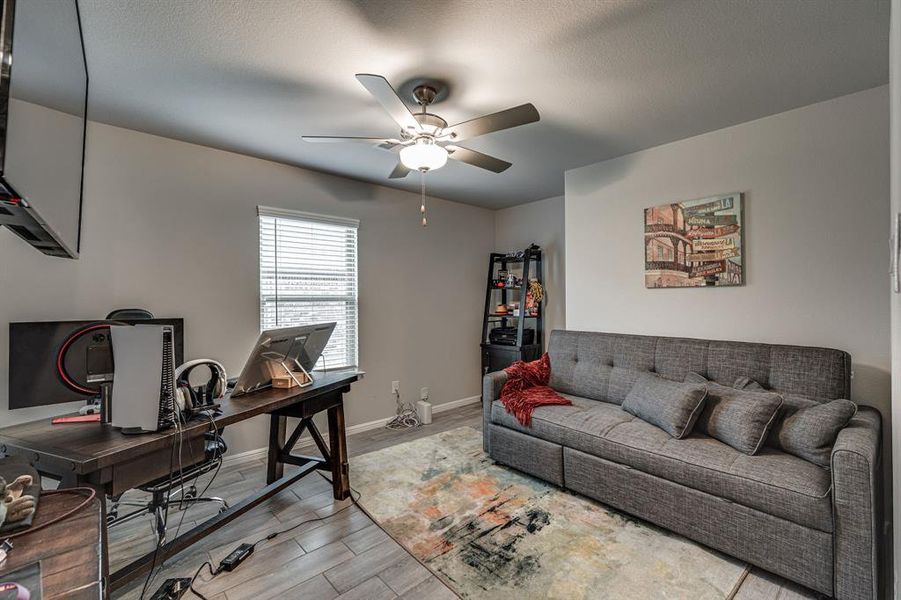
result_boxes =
[107,434,228,541]
[104,307,229,541]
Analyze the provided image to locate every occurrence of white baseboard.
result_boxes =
[223,395,481,464]
[432,395,482,414]
[305,394,482,446]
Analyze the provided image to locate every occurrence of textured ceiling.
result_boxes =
[77,0,890,209]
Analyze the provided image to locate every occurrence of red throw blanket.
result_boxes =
[500,353,571,427]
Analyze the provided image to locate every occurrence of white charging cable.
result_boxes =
[385,387,421,430]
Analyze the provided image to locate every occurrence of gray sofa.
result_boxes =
[482,330,882,600]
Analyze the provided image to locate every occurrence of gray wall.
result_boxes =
[494,195,565,336]
[566,85,891,555]
[0,121,494,452]
[891,0,900,595]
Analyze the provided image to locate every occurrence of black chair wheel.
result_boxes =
[185,486,197,499]
[218,506,227,514]
[106,511,118,523]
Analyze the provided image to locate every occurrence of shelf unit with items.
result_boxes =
[480,245,544,377]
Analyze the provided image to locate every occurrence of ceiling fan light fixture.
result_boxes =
[400,139,448,172]
[303,75,541,226]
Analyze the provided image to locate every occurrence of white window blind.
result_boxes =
[258,206,359,370]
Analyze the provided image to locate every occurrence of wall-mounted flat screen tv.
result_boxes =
[0,0,88,258]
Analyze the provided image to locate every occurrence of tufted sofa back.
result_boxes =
[547,330,851,404]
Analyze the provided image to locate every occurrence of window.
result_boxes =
[258,206,359,370]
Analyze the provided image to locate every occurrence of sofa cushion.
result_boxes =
[546,330,852,404]
[621,373,707,438]
[686,373,783,455]
[489,394,628,446]
[562,408,833,532]
[704,341,772,390]
[771,399,858,467]
[734,377,858,467]
[736,375,819,415]
[768,344,852,400]
[653,337,710,380]
[547,331,656,403]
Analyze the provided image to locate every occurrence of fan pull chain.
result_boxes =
[420,170,427,227]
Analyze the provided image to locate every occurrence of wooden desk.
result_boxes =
[0,370,360,596]
[0,493,103,599]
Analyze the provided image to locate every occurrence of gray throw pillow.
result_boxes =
[622,373,707,439]
[733,377,857,467]
[685,373,783,455]
[770,399,857,467]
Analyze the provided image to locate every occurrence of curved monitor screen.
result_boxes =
[2,0,87,256]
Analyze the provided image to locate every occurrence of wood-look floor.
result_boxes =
[109,403,818,599]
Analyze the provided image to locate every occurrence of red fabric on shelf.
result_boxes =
[500,353,571,427]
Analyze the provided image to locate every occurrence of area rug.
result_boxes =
[349,426,748,599]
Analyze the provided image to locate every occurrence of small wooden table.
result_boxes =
[0,493,103,600]
[0,370,360,597]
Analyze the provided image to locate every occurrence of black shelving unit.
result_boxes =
[480,246,544,377]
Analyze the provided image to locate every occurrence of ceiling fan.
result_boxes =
[302,74,540,179]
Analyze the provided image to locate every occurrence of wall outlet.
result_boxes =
[420,387,429,400]
[391,380,400,395]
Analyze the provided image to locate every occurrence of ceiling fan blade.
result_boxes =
[355,74,421,133]
[388,162,412,179]
[377,140,412,153]
[446,145,512,173]
[302,135,399,145]
[443,103,539,142]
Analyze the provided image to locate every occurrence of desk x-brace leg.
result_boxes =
[276,417,330,470]
[267,399,350,500]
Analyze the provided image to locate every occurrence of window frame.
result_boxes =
[257,205,360,370]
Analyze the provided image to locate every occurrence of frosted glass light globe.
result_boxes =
[400,140,448,171]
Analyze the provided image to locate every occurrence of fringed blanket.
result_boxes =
[500,353,571,427]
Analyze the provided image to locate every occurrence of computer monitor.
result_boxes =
[8,318,184,410]
[231,323,335,397]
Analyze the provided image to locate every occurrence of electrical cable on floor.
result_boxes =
[187,474,362,598]
[188,560,220,600]
[140,408,212,596]
[385,389,421,430]
[157,376,401,600]
[187,426,454,599]
[147,415,188,593]
[144,410,224,599]
[139,419,181,599]
[186,439,452,599]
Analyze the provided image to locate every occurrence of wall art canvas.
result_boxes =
[644,192,743,288]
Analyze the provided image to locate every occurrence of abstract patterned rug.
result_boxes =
[349,426,748,599]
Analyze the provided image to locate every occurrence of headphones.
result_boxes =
[174,359,227,414]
